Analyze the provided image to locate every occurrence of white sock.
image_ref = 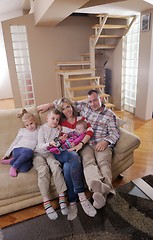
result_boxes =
[78,192,97,217]
[67,202,78,221]
[43,200,58,220]
[93,192,106,209]
[90,179,110,195]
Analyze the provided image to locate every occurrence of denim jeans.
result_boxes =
[53,150,84,202]
[11,147,33,172]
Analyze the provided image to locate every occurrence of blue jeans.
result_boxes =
[53,151,85,202]
[11,147,33,172]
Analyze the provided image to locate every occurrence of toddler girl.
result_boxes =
[47,119,87,154]
[1,109,38,177]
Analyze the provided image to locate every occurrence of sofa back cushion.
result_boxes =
[38,111,48,125]
[114,127,140,154]
[0,106,40,159]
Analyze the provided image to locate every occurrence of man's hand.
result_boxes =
[95,140,109,152]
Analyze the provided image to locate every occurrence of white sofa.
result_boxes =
[0,106,141,216]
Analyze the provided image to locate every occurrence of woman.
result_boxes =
[53,100,97,220]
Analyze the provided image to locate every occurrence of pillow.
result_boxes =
[116,116,126,127]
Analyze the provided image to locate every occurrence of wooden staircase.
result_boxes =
[89,14,136,69]
[56,14,136,110]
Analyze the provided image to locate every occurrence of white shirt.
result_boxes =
[4,128,38,157]
[36,123,60,155]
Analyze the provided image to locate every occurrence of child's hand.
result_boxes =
[57,125,62,131]
[1,156,5,161]
[59,134,68,142]
[49,141,56,147]
[71,142,75,147]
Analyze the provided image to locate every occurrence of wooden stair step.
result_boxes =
[105,103,115,109]
[72,93,110,101]
[66,84,105,91]
[91,34,122,38]
[95,44,116,49]
[80,53,90,57]
[92,24,128,29]
[97,14,134,19]
[65,76,100,82]
[56,61,90,66]
[57,68,95,75]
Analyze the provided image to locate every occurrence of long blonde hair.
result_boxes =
[17,108,35,124]
[56,98,79,120]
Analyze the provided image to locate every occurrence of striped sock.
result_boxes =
[59,193,68,215]
[43,200,58,220]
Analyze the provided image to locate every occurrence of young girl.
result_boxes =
[1,109,38,177]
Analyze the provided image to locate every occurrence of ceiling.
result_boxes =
[76,0,153,15]
[0,0,23,15]
[0,0,153,23]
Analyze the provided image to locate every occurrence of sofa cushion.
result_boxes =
[114,128,140,154]
[39,111,48,125]
[0,164,39,201]
[116,116,126,127]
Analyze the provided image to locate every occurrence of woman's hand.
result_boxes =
[68,142,83,152]
[95,140,109,152]
[37,103,52,113]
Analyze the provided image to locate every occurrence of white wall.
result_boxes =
[135,9,153,120]
[105,39,123,110]
[2,14,97,107]
[0,9,23,100]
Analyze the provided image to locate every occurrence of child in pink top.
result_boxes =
[47,120,87,154]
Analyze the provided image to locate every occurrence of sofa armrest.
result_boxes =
[114,128,141,154]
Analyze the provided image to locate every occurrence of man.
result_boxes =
[37,89,120,209]
[72,90,120,208]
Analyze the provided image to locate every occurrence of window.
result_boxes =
[10,25,35,107]
[122,15,140,113]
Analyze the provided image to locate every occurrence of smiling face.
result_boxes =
[47,112,60,128]
[61,102,74,119]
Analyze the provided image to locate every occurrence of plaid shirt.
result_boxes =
[74,101,120,147]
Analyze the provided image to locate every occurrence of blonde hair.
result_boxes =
[17,108,35,123]
[56,98,79,120]
[47,108,61,117]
